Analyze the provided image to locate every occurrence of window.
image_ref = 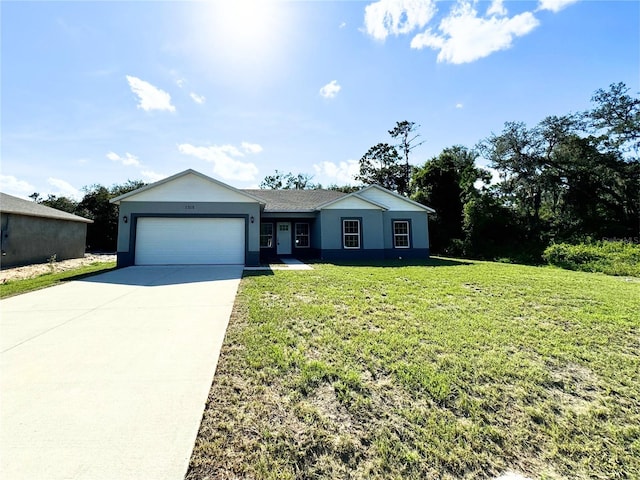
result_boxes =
[260,223,273,248]
[393,220,410,248]
[343,219,361,249]
[295,223,310,248]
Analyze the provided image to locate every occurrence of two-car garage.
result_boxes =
[111,170,264,268]
[134,217,246,265]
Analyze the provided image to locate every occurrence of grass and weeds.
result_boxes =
[187,258,640,479]
[0,262,116,298]
[543,240,640,277]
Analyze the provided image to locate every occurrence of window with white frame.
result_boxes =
[343,219,361,249]
[295,223,310,248]
[393,220,410,248]
[260,223,273,248]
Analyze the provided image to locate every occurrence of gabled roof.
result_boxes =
[358,184,436,213]
[244,189,346,212]
[315,192,389,211]
[110,169,266,205]
[0,193,93,223]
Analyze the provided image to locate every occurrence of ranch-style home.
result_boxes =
[110,169,434,267]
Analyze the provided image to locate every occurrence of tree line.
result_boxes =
[30,180,145,252]
[261,82,639,262]
[31,82,638,261]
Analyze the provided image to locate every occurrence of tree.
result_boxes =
[389,121,424,194]
[358,121,424,197]
[326,184,361,194]
[260,170,288,189]
[356,143,408,194]
[479,113,639,246]
[587,82,640,155]
[260,171,317,189]
[412,146,489,253]
[463,192,525,260]
[40,195,79,214]
[76,180,146,251]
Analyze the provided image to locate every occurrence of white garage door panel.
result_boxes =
[135,217,245,265]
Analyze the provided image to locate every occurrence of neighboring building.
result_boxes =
[110,169,435,268]
[0,193,93,268]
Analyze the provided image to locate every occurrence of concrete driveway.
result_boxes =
[0,265,243,480]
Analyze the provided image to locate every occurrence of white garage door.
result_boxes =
[135,217,245,265]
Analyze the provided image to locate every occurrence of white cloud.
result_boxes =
[140,170,168,183]
[176,78,186,88]
[313,160,360,186]
[177,143,260,182]
[106,151,140,167]
[126,75,175,112]
[364,0,437,41]
[410,1,539,64]
[0,175,36,198]
[538,0,580,13]
[487,0,507,16]
[47,177,81,199]
[319,80,342,99]
[106,151,164,182]
[241,142,263,154]
[190,92,206,104]
[339,21,347,29]
[456,102,464,109]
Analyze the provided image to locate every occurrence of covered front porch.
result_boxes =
[259,213,319,263]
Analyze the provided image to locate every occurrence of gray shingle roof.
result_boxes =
[0,193,93,223]
[243,189,347,212]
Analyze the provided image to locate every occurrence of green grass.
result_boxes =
[187,258,640,480]
[543,241,640,277]
[0,262,116,298]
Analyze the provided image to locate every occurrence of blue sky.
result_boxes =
[1,0,638,199]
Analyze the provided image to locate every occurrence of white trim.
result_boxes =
[260,222,274,248]
[295,222,310,248]
[342,219,361,249]
[358,184,435,213]
[317,193,387,211]
[110,169,266,205]
[393,220,410,249]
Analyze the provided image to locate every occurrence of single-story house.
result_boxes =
[110,169,435,267]
[0,192,93,268]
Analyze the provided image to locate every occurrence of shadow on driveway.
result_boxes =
[78,265,245,287]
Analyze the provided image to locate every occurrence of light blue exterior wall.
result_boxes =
[319,209,385,260]
[318,209,430,261]
[381,211,430,259]
[381,211,430,249]
[116,201,261,267]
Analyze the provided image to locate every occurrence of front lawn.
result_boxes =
[0,262,116,298]
[187,258,640,480]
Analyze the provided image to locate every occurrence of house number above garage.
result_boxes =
[184,205,196,210]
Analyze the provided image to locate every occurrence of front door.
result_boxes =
[276,222,292,255]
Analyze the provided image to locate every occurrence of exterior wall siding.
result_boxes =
[319,209,384,251]
[1,213,88,267]
[382,211,430,250]
[116,201,261,267]
[319,209,430,262]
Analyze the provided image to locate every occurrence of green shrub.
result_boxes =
[543,241,640,276]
